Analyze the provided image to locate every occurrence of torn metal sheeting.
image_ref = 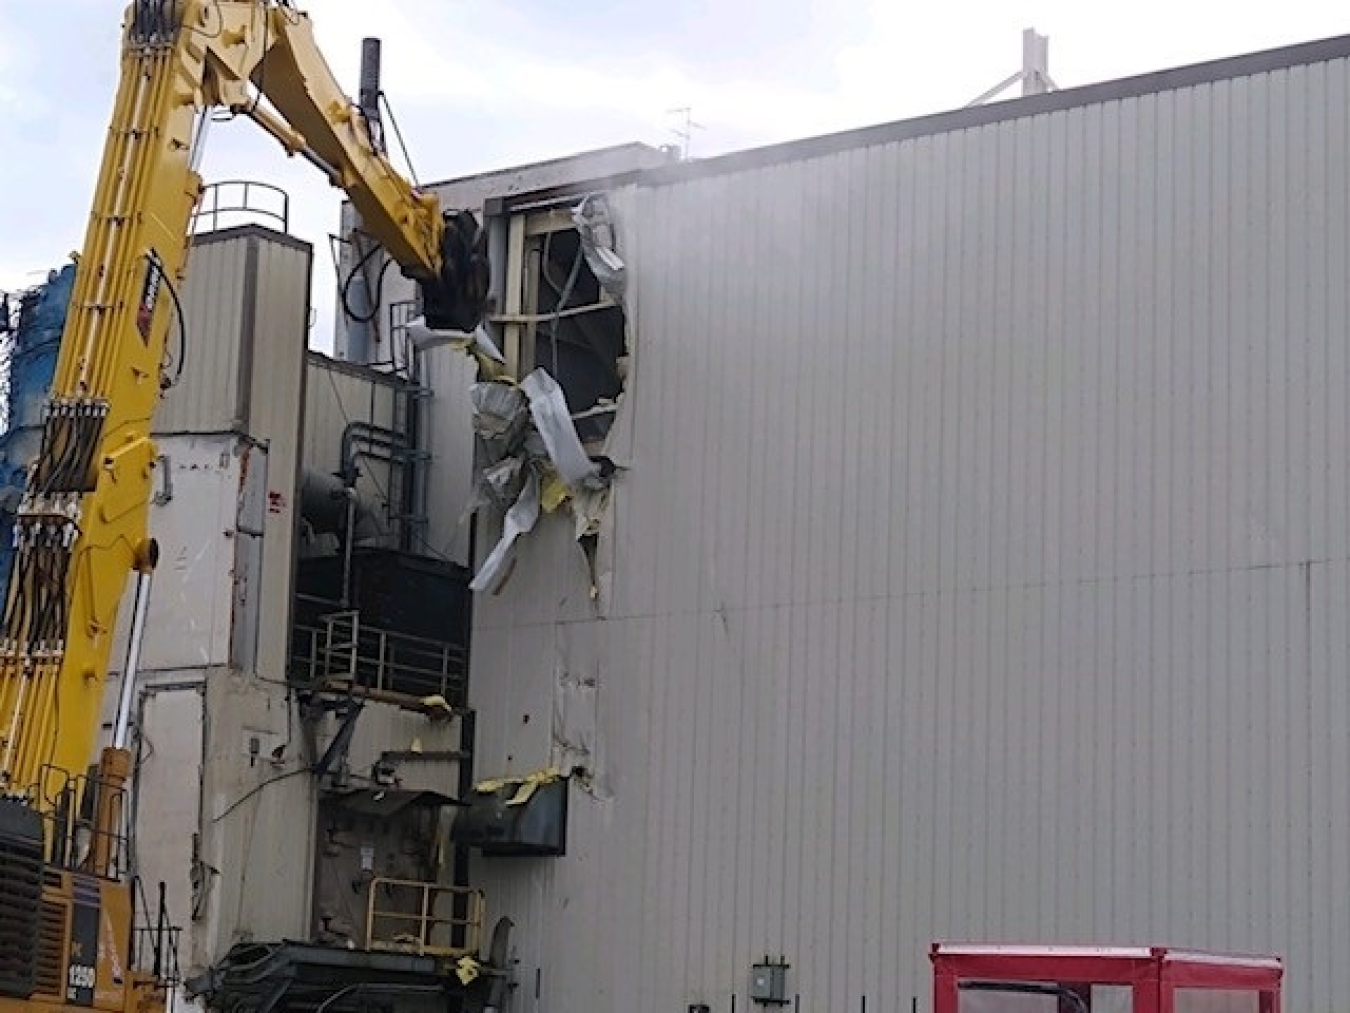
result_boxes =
[573,194,625,302]
[461,456,525,523]
[572,486,609,540]
[406,315,506,362]
[465,372,611,589]
[482,457,524,501]
[405,314,464,352]
[469,467,541,594]
[456,956,482,986]
[570,401,620,422]
[521,368,602,489]
[541,473,570,514]
[471,325,506,362]
[471,381,529,459]
[463,193,627,597]
[573,486,609,600]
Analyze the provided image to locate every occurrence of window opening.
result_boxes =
[496,200,628,445]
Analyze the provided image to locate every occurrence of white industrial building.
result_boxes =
[77,28,1350,1013]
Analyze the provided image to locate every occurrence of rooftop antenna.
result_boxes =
[965,27,1058,106]
[667,106,705,159]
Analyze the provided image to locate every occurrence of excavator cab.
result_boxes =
[932,944,1281,1013]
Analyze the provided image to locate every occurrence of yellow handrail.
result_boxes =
[365,876,484,958]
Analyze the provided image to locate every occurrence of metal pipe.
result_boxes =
[189,108,212,174]
[359,38,384,153]
[299,466,381,543]
[343,247,375,364]
[407,387,429,554]
[341,420,405,480]
[341,490,356,609]
[243,106,343,184]
[1,674,31,788]
[112,568,153,749]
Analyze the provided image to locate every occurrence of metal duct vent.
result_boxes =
[451,774,568,857]
[0,798,44,997]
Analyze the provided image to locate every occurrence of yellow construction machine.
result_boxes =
[0,3,487,1012]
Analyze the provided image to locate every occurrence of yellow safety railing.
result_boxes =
[366,877,484,958]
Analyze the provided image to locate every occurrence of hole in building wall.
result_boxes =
[528,224,628,444]
[465,194,628,597]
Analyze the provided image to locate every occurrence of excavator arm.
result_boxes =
[0,0,486,806]
[0,2,487,1010]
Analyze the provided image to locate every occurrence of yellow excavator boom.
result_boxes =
[0,0,485,806]
[0,3,487,1011]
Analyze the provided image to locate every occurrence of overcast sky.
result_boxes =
[1,0,1346,352]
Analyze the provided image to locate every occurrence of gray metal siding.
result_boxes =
[105,435,259,672]
[243,235,310,681]
[159,237,248,433]
[159,227,311,438]
[467,57,1350,1013]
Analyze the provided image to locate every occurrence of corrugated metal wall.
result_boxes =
[159,237,248,433]
[160,226,310,435]
[466,55,1350,1012]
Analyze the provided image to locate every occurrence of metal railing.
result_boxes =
[133,879,182,986]
[37,765,129,880]
[366,876,484,958]
[290,605,468,707]
[191,180,290,235]
[389,298,419,375]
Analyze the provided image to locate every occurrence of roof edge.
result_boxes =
[306,348,411,387]
[422,141,668,192]
[189,222,312,254]
[639,31,1350,185]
